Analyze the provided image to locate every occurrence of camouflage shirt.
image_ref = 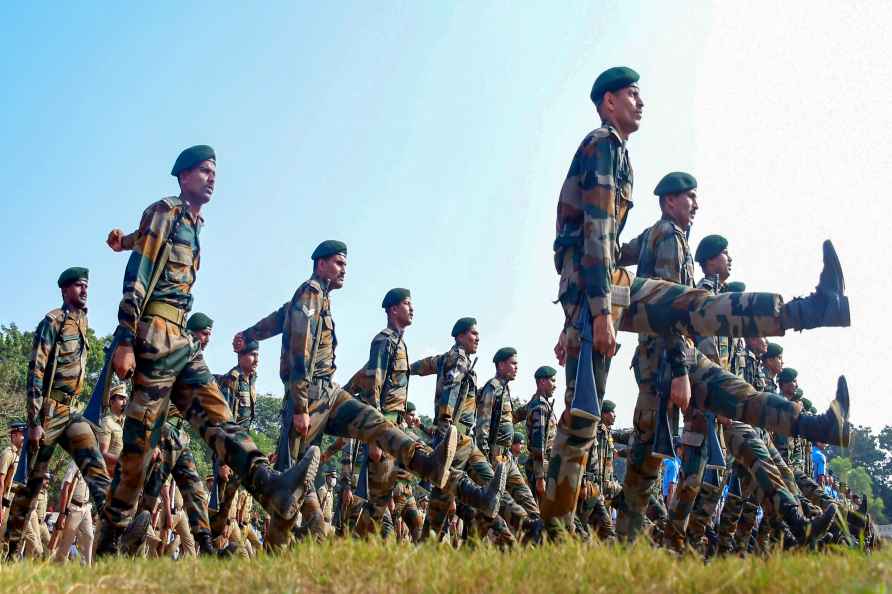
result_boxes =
[115,196,202,343]
[219,365,257,426]
[241,276,336,414]
[475,376,515,454]
[344,327,409,414]
[26,306,89,426]
[555,122,634,316]
[586,422,618,494]
[695,275,732,370]
[525,392,557,480]
[410,344,477,434]
[741,348,767,391]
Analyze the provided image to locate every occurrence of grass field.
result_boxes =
[2,540,889,594]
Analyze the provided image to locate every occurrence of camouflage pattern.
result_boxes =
[524,392,557,486]
[240,276,337,415]
[7,306,110,547]
[140,419,211,541]
[345,328,409,414]
[218,365,257,426]
[475,376,515,459]
[578,422,619,539]
[115,197,200,343]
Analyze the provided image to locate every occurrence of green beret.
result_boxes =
[171,145,215,177]
[534,366,557,380]
[512,433,525,445]
[186,312,214,332]
[382,288,411,309]
[493,347,517,364]
[405,401,416,413]
[57,267,88,288]
[695,235,729,264]
[654,172,697,197]
[763,342,783,360]
[451,317,477,337]
[238,340,259,355]
[778,368,798,384]
[590,66,640,105]
[311,240,347,261]
[7,420,26,432]
[723,281,746,293]
[601,399,616,414]
[801,397,813,411]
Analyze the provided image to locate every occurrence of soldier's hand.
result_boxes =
[343,488,354,509]
[536,478,546,498]
[593,313,617,358]
[29,425,44,447]
[292,412,310,437]
[368,444,382,463]
[106,228,125,252]
[232,333,246,353]
[554,331,567,367]
[670,375,692,412]
[112,343,136,380]
[717,415,732,428]
[219,464,232,482]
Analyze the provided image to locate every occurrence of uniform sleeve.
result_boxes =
[120,229,139,251]
[651,227,684,283]
[344,336,391,408]
[409,355,440,377]
[26,314,58,426]
[475,382,497,453]
[527,405,546,479]
[242,302,289,342]
[284,289,323,415]
[578,136,620,316]
[115,202,175,344]
[218,372,237,415]
[617,228,646,267]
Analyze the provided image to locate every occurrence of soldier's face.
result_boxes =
[706,250,732,281]
[746,337,767,354]
[179,160,216,204]
[110,394,128,415]
[603,411,615,426]
[604,85,643,135]
[498,355,518,381]
[390,299,413,327]
[62,279,88,309]
[240,350,259,373]
[510,442,523,456]
[665,190,698,229]
[194,327,212,350]
[781,379,798,397]
[765,355,783,374]
[317,253,347,289]
[537,377,556,396]
[10,430,24,448]
[457,326,479,354]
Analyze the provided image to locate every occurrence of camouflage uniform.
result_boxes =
[545,118,834,531]
[476,376,539,523]
[524,391,557,499]
[102,196,281,532]
[6,305,110,548]
[578,422,620,540]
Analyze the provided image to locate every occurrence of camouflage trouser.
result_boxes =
[299,488,327,538]
[687,480,721,547]
[492,451,539,520]
[717,483,745,552]
[141,421,210,540]
[794,470,835,511]
[287,380,419,474]
[104,316,269,529]
[211,472,241,537]
[392,482,422,542]
[6,404,110,544]
[579,483,616,541]
[663,440,708,548]
[544,275,789,527]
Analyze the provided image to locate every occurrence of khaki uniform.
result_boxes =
[53,462,93,564]
[0,445,21,539]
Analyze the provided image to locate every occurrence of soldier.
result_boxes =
[579,399,620,541]
[410,318,511,543]
[97,381,127,473]
[318,469,338,533]
[53,460,94,565]
[98,146,319,553]
[5,267,110,558]
[762,343,784,394]
[525,366,558,504]
[546,66,851,533]
[232,240,457,545]
[476,347,541,534]
[0,421,26,540]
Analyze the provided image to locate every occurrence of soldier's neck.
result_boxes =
[387,318,406,334]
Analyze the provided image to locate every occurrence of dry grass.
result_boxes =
[2,540,890,594]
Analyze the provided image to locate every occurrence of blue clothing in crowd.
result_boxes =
[662,457,680,498]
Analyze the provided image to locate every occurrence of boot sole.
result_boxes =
[822,240,846,295]
[271,446,320,520]
[433,427,458,490]
[835,375,851,447]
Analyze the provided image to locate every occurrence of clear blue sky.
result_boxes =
[2,2,888,429]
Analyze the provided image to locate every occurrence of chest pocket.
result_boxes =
[165,241,196,288]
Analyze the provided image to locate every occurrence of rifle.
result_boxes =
[15,309,70,486]
[569,305,602,421]
[652,352,677,460]
[353,443,370,501]
[274,280,328,472]
[85,203,188,425]
[705,413,726,470]
[208,456,221,513]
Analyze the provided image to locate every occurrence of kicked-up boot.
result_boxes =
[408,425,458,489]
[795,376,850,447]
[120,510,152,556]
[782,240,850,330]
[250,445,320,522]
[457,462,507,519]
[783,502,837,547]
